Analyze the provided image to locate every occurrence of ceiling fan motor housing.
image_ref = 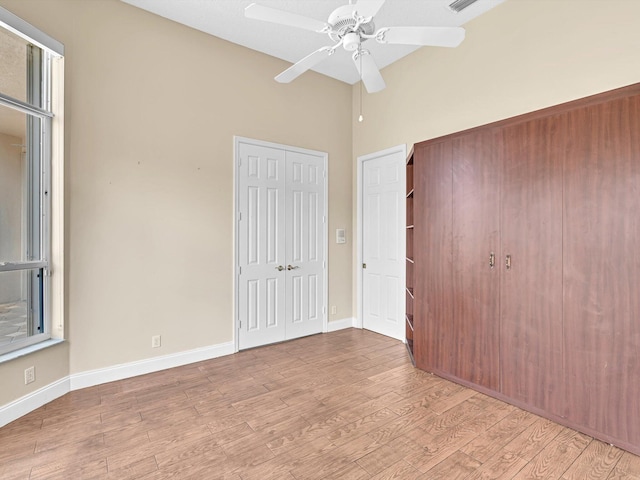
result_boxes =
[327,4,375,45]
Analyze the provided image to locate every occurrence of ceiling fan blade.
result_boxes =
[379,26,466,47]
[354,52,386,93]
[354,0,386,19]
[275,46,336,83]
[245,3,328,33]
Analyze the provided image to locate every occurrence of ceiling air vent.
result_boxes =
[449,0,481,13]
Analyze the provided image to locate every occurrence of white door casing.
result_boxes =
[358,145,406,341]
[235,137,327,350]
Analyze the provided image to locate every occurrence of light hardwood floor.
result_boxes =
[1,329,639,479]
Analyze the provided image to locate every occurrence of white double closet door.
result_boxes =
[236,138,326,350]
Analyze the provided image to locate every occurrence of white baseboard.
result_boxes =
[70,341,235,391]
[327,317,358,332]
[0,341,235,427]
[0,376,70,428]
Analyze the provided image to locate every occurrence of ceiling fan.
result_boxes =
[245,0,465,93]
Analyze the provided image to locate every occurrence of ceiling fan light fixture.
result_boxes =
[343,32,361,51]
[448,0,481,13]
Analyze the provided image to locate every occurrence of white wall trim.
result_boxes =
[0,376,69,427]
[356,144,407,338]
[327,317,357,332]
[70,341,235,391]
[1,341,235,427]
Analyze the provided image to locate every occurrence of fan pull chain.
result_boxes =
[358,49,364,123]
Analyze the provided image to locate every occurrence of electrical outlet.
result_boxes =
[24,366,35,384]
[331,306,337,315]
[151,335,161,348]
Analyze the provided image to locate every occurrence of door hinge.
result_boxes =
[238,266,242,274]
[237,212,242,221]
[238,320,242,329]
[323,261,326,269]
[323,306,326,314]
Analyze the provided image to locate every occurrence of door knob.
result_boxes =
[287,264,299,271]
[275,265,284,271]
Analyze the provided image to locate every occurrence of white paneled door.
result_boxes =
[236,138,326,350]
[285,150,325,341]
[361,147,406,341]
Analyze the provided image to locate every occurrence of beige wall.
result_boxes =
[351,0,640,315]
[0,343,69,406]
[0,0,352,405]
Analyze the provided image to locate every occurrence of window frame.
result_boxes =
[0,7,63,357]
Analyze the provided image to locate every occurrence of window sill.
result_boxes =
[0,338,65,365]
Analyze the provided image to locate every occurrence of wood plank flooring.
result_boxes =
[1,329,640,479]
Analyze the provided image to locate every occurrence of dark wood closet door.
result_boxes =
[499,117,564,416]
[563,95,640,449]
[413,141,453,373]
[450,130,500,390]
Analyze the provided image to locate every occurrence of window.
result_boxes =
[0,8,64,356]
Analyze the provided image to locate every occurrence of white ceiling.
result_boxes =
[121,0,506,85]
